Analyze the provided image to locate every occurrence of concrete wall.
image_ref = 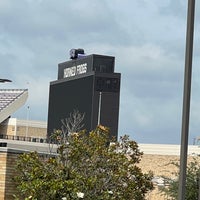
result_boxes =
[0,124,15,136]
[0,118,47,139]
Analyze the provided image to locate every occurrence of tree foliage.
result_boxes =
[160,157,200,200]
[14,126,153,200]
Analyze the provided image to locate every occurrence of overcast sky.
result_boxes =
[1,0,200,144]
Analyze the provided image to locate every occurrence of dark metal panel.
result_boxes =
[57,54,115,80]
[48,54,120,139]
[47,76,94,136]
[92,91,120,139]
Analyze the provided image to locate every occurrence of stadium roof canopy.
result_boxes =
[0,89,28,123]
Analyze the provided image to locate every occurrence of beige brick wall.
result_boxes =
[139,154,180,177]
[0,125,15,136]
[4,152,18,200]
[0,118,47,139]
[0,150,28,200]
[0,152,7,200]
[139,154,200,200]
[16,126,47,138]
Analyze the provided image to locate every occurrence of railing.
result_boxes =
[0,134,47,143]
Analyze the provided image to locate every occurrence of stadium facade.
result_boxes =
[47,53,121,139]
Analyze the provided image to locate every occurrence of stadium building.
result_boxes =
[0,89,47,142]
[47,50,121,139]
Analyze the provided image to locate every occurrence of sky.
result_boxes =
[0,0,200,144]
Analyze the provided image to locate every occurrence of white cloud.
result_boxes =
[1,0,199,144]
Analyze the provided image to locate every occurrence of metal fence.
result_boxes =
[0,134,47,143]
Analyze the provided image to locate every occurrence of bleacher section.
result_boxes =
[0,89,28,123]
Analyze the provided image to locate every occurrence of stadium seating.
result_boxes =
[0,89,28,123]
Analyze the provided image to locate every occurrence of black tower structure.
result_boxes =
[47,51,121,138]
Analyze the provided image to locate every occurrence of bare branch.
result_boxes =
[61,109,85,136]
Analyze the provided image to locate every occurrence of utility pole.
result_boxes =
[178,0,195,199]
[25,106,30,139]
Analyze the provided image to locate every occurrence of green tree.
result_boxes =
[14,126,153,200]
[160,157,200,200]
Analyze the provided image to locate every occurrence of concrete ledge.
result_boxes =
[1,140,199,156]
[139,143,200,156]
[0,139,57,154]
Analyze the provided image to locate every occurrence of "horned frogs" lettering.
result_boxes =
[64,63,87,78]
